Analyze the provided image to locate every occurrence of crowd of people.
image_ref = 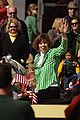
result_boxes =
[1,0,80,119]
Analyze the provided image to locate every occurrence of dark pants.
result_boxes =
[36,86,60,103]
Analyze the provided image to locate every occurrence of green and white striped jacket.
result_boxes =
[34,37,68,91]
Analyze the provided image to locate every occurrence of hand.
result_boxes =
[60,19,68,37]
[0,60,3,64]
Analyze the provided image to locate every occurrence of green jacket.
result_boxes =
[34,37,68,91]
[25,16,39,44]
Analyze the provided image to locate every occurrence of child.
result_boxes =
[58,49,77,90]
[25,3,39,58]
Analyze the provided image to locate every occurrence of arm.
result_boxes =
[51,19,68,56]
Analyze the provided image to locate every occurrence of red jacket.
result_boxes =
[65,94,80,120]
[0,6,7,23]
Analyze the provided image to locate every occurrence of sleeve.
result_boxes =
[20,35,30,61]
[51,36,68,57]
[58,60,64,76]
[31,17,38,35]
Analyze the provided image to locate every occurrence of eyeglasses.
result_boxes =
[9,26,17,28]
[9,12,17,15]
[71,22,78,25]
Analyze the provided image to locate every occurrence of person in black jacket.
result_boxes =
[1,6,29,43]
[0,18,30,68]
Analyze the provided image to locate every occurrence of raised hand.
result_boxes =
[60,18,68,37]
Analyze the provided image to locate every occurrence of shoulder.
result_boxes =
[12,99,33,111]
[25,16,35,21]
[9,100,35,120]
[17,18,27,27]
[1,32,8,38]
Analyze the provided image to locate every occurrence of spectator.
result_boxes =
[0,18,30,68]
[47,18,62,48]
[1,6,29,43]
[0,63,35,120]
[25,3,39,58]
[0,0,7,27]
[65,94,80,120]
[58,49,77,91]
[67,17,80,58]
[70,49,80,98]
[64,1,78,32]
[32,20,68,102]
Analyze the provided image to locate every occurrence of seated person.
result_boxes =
[58,49,77,90]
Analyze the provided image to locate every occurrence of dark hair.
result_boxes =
[32,33,51,51]
[71,17,80,23]
[0,63,12,88]
[27,3,37,16]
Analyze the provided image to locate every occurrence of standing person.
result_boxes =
[47,18,62,48]
[1,6,29,43]
[0,18,30,68]
[67,17,80,58]
[64,1,78,32]
[32,19,68,102]
[0,0,7,26]
[25,3,39,58]
[0,63,35,120]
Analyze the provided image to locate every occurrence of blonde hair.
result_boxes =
[6,18,21,32]
[52,18,63,29]
[27,3,37,16]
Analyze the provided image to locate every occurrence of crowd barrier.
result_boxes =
[32,104,68,118]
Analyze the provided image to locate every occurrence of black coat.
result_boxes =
[0,95,35,120]
[0,32,30,67]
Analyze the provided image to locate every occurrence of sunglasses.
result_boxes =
[9,26,17,28]
[69,8,77,10]
[9,12,17,15]
[71,22,78,25]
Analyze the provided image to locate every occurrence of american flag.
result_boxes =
[27,90,38,104]
[12,74,38,104]
[12,73,28,85]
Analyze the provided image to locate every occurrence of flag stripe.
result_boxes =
[12,74,28,84]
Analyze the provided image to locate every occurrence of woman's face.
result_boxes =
[9,22,18,34]
[31,7,38,16]
[71,19,79,31]
[38,40,49,53]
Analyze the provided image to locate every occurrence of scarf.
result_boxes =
[9,32,17,43]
